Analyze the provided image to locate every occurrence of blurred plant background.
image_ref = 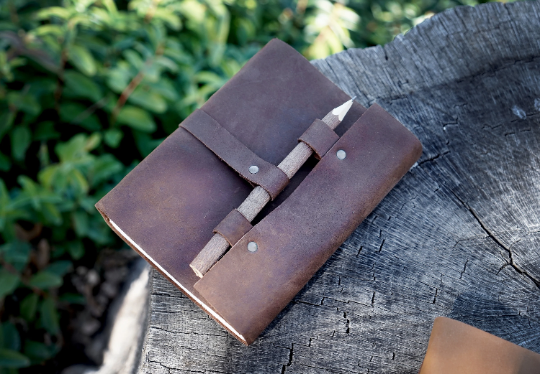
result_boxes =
[0,0,515,371]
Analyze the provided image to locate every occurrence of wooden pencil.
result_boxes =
[190,98,356,278]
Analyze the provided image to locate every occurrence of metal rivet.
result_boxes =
[247,242,258,252]
[249,165,259,174]
[336,150,346,160]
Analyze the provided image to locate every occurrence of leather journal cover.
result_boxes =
[95,39,422,345]
[419,317,540,374]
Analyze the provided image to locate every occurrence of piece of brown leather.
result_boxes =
[181,109,289,199]
[213,209,252,247]
[299,118,340,159]
[95,38,368,344]
[419,317,540,374]
[194,103,422,344]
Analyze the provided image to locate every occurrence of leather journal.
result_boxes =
[419,317,540,374]
[95,39,422,345]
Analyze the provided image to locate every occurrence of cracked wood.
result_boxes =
[140,2,540,373]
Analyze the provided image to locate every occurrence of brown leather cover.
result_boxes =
[182,109,289,199]
[95,38,420,345]
[194,104,422,344]
[419,317,540,374]
[299,118,340,159]
[213,209,252,247]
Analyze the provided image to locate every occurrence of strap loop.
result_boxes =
[298,119,340,159]
[213,210,253,247]
[181,109,289,199]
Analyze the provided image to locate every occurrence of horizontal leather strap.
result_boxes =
[181,109,289,199]
[213,209,252,247]
[298,119,340,159]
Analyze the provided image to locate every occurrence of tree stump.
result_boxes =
[139,2,540,373]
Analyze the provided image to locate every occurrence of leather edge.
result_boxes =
[94,201,250,346]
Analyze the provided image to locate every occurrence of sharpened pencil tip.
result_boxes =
[332,97,355,121]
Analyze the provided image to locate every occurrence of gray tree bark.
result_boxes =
[139,2,540,373]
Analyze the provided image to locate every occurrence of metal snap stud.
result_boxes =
[249,165,259,174]
[336,150,346,160]
[247,241,258,252]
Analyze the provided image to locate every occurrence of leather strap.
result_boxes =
[298,119,340,159]
[181,109,289,199]
[213,209,253,247]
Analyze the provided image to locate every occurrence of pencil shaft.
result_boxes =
[190,104,349,278]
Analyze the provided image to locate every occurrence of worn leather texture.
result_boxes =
[94,38,420,345]
[213,209,253,247]
[194,104,422,344]
[299,118,340,159]
[182,109,289,199]
[419,317,540,374]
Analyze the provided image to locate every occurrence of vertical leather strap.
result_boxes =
[298,119,340,159]
[213,210,253,247]
[181,109,289,200]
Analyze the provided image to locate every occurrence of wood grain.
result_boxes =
[140,2,540,373]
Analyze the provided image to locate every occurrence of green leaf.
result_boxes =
[1,323,20,351]
[148,79,178,101]
[104,128,123,148]
[72,210,89,237]
[59,102,102,131]
[116,106,156,132]
[34,121,60,141]
[68,44,97,76]
[155,56,178,73]
[0,111,15,142]
[67,241,84,260]
[152,8,182,30]
[7,92,40,116]
[28,272,62,290]
[102,0,118,14]
[79,196,97,213]
[0,349,30,368]
[45,261,72,277]
[59,102,86,123]
[177,0,206,22]
[0,269,19,299]
[128,88,167,113]
[0,179,9,211]
[36,6,72,20]
[41,203,62,226]
[40,298,60,335]
[78,115,102,131]
[107,66,131,93]
[133,131,162,157]
[20,293,39,321]
[85,133,102,151]
[33,24,64,37]
[23,340,54,362]
[10,126,31,161]
[123,50,144,70]
[70,168,89,195]
[86,219,112,245]
[90,154,123,186]
[55,134,89,163]
[0,152,9,172]
[64,71,102,101]
[0,242,30,271]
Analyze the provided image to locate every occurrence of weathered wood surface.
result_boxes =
[139,2,540,373]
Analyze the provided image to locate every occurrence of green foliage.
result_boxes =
[0,0,511,371]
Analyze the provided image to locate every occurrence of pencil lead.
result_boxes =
[332,98,355,121]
